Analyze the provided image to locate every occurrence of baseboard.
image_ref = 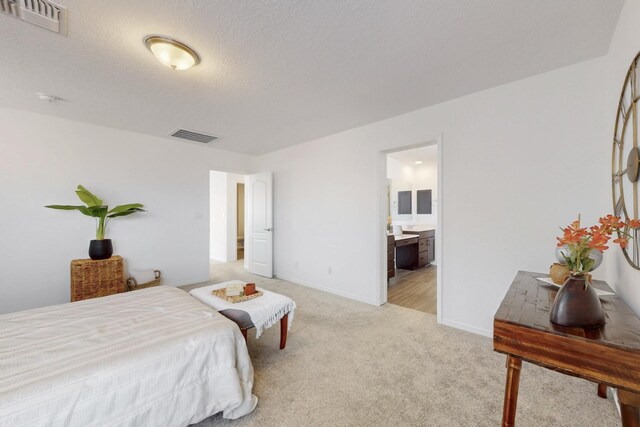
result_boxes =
[275,274,379,306]
[441,318,493,338]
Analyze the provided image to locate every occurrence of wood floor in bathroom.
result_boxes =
[387,265,436,315]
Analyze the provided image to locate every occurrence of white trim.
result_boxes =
[276,274,380,306]
[435,135,444,324]
[377,150,388,305]
[441,318,493,338]
[377,135,444,325]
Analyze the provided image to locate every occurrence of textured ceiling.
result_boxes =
[0,0,624,155]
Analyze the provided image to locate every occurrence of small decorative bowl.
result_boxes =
[555,245,603,271]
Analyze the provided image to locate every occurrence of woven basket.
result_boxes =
[127,270,161,291]
[70,256,125,302]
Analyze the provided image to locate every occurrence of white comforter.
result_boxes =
[0,286,258,426]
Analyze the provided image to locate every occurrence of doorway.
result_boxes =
[381,142,442,317]
[237,183,245,260]
[210,170,246,266]
[210,170,274,278]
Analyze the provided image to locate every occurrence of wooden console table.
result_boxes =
[494,271,640,426]
[70,256,126,302]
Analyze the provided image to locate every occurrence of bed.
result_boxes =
[0,286,257,426]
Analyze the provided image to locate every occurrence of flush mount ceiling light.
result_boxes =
[414,161,423,165]
[143,35,200,71]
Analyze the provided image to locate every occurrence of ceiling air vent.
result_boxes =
[1,0,67,35]
[170,129,219,144]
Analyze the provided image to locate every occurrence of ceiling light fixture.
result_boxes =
[414,161,423,165]
[144,35,200,71]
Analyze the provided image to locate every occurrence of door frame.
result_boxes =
[377,135,444,324]
[209,170,247,263]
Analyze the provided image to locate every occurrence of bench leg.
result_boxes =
[597,384,607,399]
[619,389,640,427]
[280,313,288,350]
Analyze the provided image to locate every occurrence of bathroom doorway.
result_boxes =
[382,143,440,316]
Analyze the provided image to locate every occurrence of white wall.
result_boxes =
[258,57,609,334]
[604,0,640,316]
[0,107,252,314]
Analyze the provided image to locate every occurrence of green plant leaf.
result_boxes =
[108,203,144,214]
[107,208,144,218]
[75,185,103,207]
[78,206,107,218]
[45,205,86,210]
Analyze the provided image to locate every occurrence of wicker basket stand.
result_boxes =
[70,256,126,302]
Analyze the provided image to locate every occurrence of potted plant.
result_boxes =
[46,185,145,260]
[550,214,638,328]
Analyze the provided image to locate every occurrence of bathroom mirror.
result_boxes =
[417,189,432,214]
[398,191,412,214]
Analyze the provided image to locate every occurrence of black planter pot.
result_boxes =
[550,275,605,329]
[89,239,113,260]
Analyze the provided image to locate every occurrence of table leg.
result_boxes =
[618,389,640,427]
[280,313,288,350]
[597,384,607,399]
[502,355,522,427]
[241,328,248,342]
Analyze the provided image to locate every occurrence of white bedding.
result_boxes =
[0,286,258,426]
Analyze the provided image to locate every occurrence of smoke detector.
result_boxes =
[1,0,68,35]
[36,92,60,102]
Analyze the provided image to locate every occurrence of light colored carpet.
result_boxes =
[184,261,620,427]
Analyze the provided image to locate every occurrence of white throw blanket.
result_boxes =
[189,281,296,338]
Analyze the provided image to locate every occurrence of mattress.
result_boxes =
[0,286,257,426]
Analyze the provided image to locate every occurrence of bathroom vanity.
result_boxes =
[387,226,435,273]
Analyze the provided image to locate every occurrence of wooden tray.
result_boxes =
[212,288,263,303]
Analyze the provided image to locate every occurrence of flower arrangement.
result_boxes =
[556,214,639,278]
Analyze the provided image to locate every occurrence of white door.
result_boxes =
[246,172,273,277]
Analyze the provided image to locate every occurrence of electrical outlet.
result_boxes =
[328,267,333,274]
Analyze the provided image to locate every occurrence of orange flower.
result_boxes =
[629,219,640,229]
[614,237,629,248]
[599,214,625,232]
[557,214,639,275]
[587,230,610,251]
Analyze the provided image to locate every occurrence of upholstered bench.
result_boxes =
[189,281,296,349]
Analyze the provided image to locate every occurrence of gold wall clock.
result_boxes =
[613,51,640,269]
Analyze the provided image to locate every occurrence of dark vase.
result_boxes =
[550,275,605,329]
[89,239,113,260]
